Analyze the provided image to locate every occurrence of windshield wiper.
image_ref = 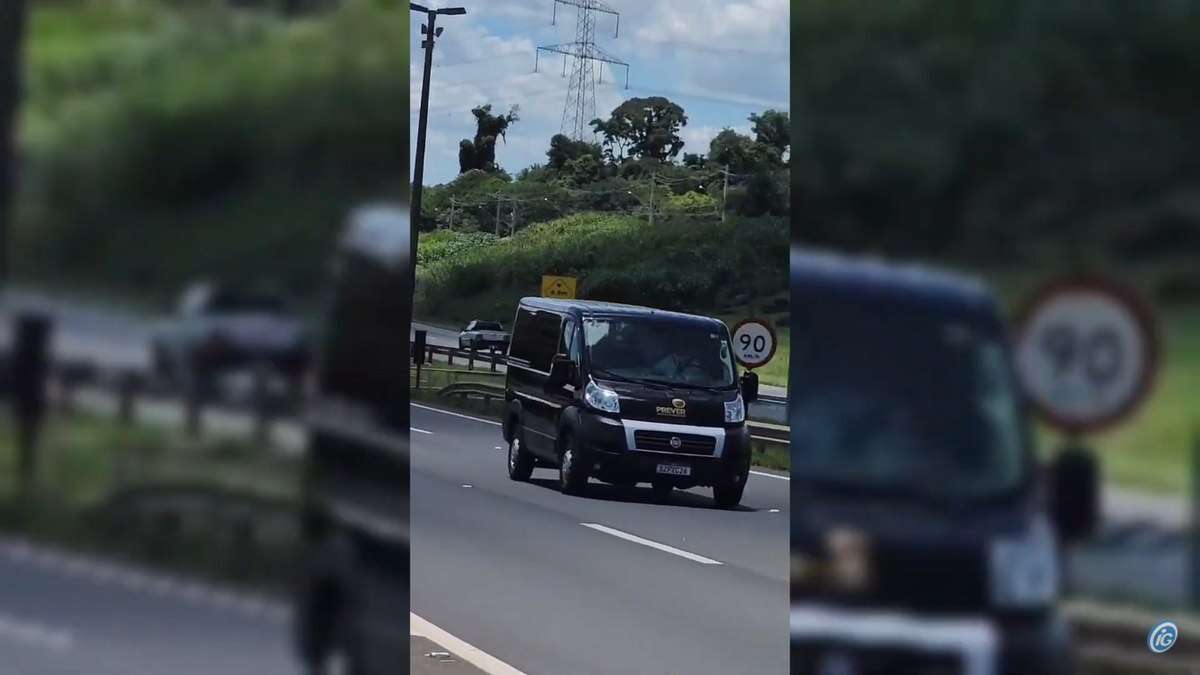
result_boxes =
[663,381,731,392]
[591,368,668,389]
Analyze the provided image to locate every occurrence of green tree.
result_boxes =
[590,96,688,163]
[459,104,519,174]
[546,133,601,170]
[708,128,771,174]
[749,109,790,164]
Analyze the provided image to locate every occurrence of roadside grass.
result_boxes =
[0,410,300,590]
[0,411,299,506]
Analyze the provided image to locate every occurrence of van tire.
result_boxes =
[712,458,749,509]
[507,427,535,481]
[558,433,589,496]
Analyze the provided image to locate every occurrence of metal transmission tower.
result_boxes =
[535,0,630,141]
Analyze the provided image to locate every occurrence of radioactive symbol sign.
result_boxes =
[541,275,577,299]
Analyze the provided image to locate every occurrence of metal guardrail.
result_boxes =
[434,380,787,445]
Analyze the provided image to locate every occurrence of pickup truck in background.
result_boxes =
[149,281,311,385]
[458,320,510,351]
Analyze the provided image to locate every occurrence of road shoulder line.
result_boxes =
[410,613,529,675]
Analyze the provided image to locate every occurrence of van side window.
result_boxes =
[510,308,562,372]
[509,308,537,364]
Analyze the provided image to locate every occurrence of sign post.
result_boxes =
[1013,276,1160,580]
[541,275,577,300]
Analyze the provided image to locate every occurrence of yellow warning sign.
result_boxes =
[541,275,577,299]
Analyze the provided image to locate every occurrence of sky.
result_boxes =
[410,0,790,186]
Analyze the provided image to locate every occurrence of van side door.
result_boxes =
[550,317,580,409]
[506,307,563,459]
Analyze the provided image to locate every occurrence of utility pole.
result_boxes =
[649,172,655,227]
[510,199,517,237]
[494,193,503,236]
[0,0,31,291]
[447,197,456,229]
[721,166,729,224]
[410,3,465,255]
[535,0,630,141]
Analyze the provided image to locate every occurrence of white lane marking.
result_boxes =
[769,509,781,513]
[412,402,502,427]
[411,613,529,675]
[411,427,434,435]
[580,523,723,566]
[414,402,792,480]
[0,537,290,624]
[0,612,73,652]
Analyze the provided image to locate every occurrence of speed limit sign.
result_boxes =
[731,319,777,369]
[1014,277,1159,433]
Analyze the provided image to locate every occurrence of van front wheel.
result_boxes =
[507,429,534,481]
[559,434,589,496]
[712,460,749,509]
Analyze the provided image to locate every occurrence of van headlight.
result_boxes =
[989,517,1059,609]
[585,380,620,414]
[724,394,745,424]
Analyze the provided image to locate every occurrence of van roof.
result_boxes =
[790,246,998,317]
[518,297,727,328]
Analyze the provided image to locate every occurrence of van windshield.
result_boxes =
[790,303,1030,502]
[583,316,737,389]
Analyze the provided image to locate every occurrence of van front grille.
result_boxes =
[633,431,716,456]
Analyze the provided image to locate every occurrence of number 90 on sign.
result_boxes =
[1014,280,1158,433]
[731,320,776,369]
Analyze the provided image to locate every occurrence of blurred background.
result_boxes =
[790,1,1200,674]
[0,1,408,673]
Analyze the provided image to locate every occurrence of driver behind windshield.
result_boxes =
[589,322,644,372]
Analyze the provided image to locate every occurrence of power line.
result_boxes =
[535,0,630,141]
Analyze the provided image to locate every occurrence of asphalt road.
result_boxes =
[0,537,296,675]
[410,403,791,675]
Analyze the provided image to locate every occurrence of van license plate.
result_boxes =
[656,464,691,477]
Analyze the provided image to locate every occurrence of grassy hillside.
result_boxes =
[15,0,408,303]
[416,214,790,386]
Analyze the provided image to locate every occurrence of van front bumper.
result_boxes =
[577,412,750,487]
[790,604,1072,675]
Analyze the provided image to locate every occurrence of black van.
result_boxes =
[788,248,1098,675]
[293,205,411,675]
[502,298,760,508]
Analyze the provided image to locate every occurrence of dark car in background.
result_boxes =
[458,319,509,351]
[788,248,1098,675]
[294,205,411,675]
[149,281,310,385]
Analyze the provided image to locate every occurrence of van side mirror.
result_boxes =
[1049,447,1099,544]
[547,354,575,390]
[740,370,759,403]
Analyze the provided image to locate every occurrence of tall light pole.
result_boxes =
[410,3,465,256]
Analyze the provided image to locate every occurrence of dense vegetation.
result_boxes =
[415,214,788,319]
[791,0,1200,277]
[14,0,407,302]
